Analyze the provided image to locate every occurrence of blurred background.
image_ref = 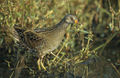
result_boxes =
[0,0,120,78]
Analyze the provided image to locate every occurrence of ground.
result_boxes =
[0,0,120,78]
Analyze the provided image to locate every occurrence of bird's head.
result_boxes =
[64,14,78,24]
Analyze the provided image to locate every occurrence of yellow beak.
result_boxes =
[75,19,78,24]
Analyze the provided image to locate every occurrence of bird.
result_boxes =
[14,14,78,70]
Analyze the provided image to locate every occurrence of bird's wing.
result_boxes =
[23,30,46,49]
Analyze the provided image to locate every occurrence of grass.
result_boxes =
[0,0,120,78]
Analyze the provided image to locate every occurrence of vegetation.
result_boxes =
[0,0,120,78]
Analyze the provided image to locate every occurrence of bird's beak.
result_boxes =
[74,19,78,24]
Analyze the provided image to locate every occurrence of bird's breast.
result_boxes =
[43,30,65,52]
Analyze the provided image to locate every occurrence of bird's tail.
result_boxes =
[14,25,26,41]
[14,25,26,36]
[14,25,27,78]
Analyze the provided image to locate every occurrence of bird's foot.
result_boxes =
[37,58,47,71]
[40,60,47,71]
[37,59,41,70]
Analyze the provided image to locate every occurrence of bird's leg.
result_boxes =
[37,58,41,70]
[37,55,47,71]
[40,56,47,71]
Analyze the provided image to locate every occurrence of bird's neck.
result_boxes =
[55,18,69,30]
[54,19,69,34]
